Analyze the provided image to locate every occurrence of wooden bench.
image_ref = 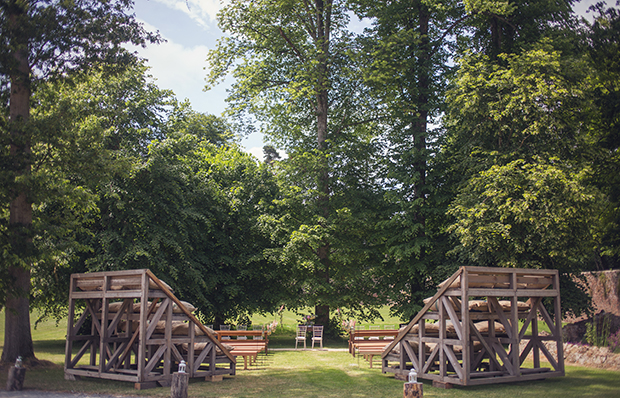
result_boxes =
[357,346,387,368]
[215,330,269,370]
[348,329,399,358]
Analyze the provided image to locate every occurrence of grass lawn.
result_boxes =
[1,310,619,397]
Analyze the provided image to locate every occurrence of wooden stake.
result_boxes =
[7,367,26,391]
[404,382,423,398]
[171,372,189,398]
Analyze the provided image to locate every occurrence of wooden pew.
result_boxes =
[215,330,269,370]
[348,329,399,358]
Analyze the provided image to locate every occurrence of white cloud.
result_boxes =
[128,21,228,115]
[152,0,228,27]
[246,146,265,161]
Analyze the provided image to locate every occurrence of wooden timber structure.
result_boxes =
[382,266,564,387]
[64,269,236,389]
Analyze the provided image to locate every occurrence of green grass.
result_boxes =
[1,310,619,397]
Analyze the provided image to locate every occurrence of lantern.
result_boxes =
[408,368,417,383]
[15,356,22,369]
[178,360,186,373]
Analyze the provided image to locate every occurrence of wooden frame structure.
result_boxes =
[382,266,564,387]
[64,269,236,389]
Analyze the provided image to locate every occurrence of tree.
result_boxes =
[207,0,388,327]
[586,3,620,267]
[0,0,157,363]
[349,0,520,320]
[263,145,281,164]
[23,63,175,323]
[443,41,599,315]
[87,134,290,325]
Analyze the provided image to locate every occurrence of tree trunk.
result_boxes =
[314,0,331,329]
[2,2,35,364]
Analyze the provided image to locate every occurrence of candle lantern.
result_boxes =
[408,368,417,383]
[178,360,186,373]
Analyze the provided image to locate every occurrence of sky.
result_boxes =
[129,0,609,160]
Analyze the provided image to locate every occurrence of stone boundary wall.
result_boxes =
[579,270,620,317]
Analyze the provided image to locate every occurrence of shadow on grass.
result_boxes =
[3,341,619,398]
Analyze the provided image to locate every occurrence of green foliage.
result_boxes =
[87,134,290,324]
[442,39,604,315]
[18,64,175,321]
[586,4,620,264]
[207,0,392,324]
[585,314,612,348]
[448,159,599,269]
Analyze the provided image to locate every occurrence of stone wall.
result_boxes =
[579,270,620,317]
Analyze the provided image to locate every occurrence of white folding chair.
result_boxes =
[384,325,395,340]
[369,324,380,340]
[252,324,264,339]
[237,324,247,340]
[312,325,324,349]
[220,324,231,340]
[295,325,307,349]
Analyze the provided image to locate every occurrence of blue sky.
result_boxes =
[130,0,606,159]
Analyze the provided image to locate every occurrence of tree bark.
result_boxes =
[314,0,331,329]
[2,1,35,364]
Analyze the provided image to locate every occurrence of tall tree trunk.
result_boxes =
[2,2,35,363]
[314,0,331,328]
[406,2,430,313]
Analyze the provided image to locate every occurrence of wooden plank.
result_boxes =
[144,344,167,374]
[510,275,520,377]
[492,341,514,375]
[488,297,514,340]
[99,277,109,375]
[193,343,213,373]
[518,297,542,340]
[553,271,564,374]
[145,270,236,364]
[466,370,563,386]
[65,276,77,371]
[164,299,172,377]
[519,339,535,365]
[382,267,464,360]
[461,268,470,385]
[106,300,131,337]
[137,272,149,382]
[462,266,556,276]
[444,346,463,381]
[146,299,168,341]
[422,343,440,374]
[469,320,503,371]
[69,340,93,369]
[402,340,419,371]
[115,299,159,370]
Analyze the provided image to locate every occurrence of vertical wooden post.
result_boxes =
[65,275,76,373]
[164,299,172,378]
[171,372,189,398]
[553,270,565,374]
[461,268,469,385]
[99,276,109,376]
[7,367,26,391]
[532,300,540,368]
[138,271,149,383]
[403,382,423,398]
[510,272,520,377]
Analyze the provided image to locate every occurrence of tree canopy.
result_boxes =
[2,0,619,363]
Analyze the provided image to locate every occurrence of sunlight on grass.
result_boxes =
[1,309,619,397]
